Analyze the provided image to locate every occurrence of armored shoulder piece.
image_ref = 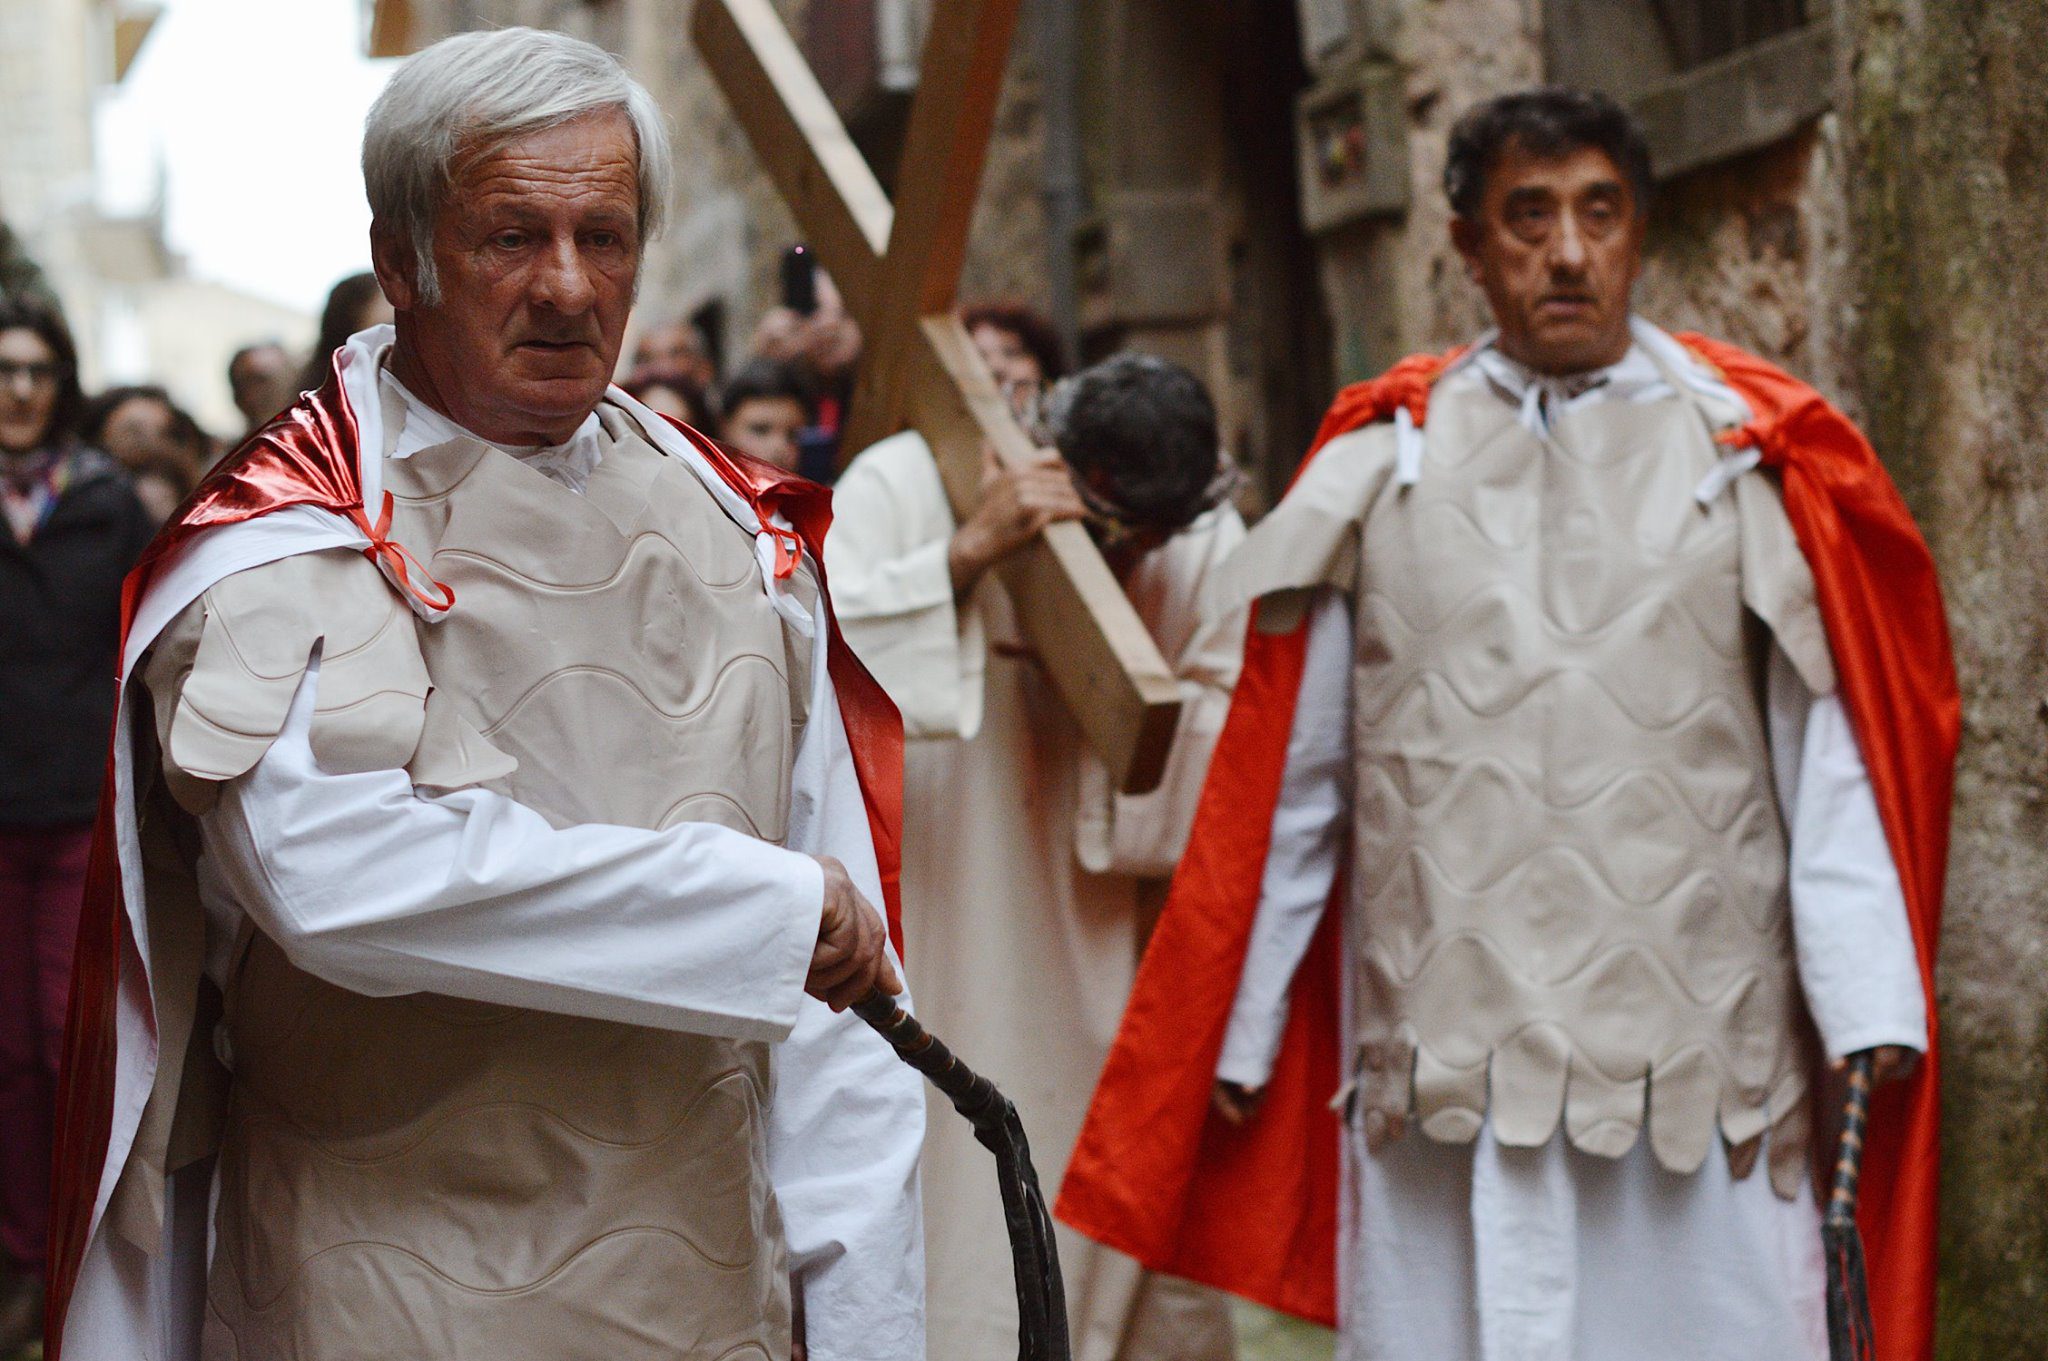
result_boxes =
[1212,422,1398,635]
[142,549,434,813]
[1734,469,1837,695]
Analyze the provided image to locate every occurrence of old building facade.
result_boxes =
[374,1,2043,1353]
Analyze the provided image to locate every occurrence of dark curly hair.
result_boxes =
[1045,352,1218,533]
[1444,87,1653,221]
[716,357,815,428]
[0,290,87,446]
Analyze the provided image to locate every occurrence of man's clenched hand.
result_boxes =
[946,445,1087,600]
[806,855,902,1010]
[1838,1044,1918,1087]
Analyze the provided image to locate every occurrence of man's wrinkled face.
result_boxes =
[1452,142,1644,376]
[378,109,640,445]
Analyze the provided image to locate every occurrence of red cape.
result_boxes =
[1055,338,1956,1360]
[43,366,905,1355]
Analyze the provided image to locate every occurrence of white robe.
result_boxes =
[1216,326,1928,1361]
[826,430,1245,1361]
[59,328,926,1361]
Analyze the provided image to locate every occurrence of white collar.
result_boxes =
[333,324,814,632]
[1389,317,1755,490]
[1441,317,1749,436]
[380,367,606,496]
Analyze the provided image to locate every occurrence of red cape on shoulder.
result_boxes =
[1054,338,1956,1361]
[43,367,905,1355]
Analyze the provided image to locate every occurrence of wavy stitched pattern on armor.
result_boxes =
[216,1083,769,1302]
[478,654,788,735]
[223,1066,756,1166]
[206,1227,783,1360]
[210,936,782,1355]
[389,429,798,840]
[430,525,759,592]
[1345,387,1812,1194]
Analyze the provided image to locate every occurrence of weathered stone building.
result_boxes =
[373,1,2043,1353]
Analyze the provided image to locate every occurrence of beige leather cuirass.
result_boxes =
[1229,376,1835,1198]
[200,406,812,1360]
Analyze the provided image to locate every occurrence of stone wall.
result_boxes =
[1842,2,2048,1352]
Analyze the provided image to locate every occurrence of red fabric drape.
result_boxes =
[45,377,906,1356]
[1056,339,1955,1361]
[46,363,372,1353]
[1679,334,1956,1361]
[664,425,907,952]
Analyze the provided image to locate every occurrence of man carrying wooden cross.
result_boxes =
[690,2,1242,1351]
[829,335,1248,1361]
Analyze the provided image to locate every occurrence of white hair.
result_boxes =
[362,27,672,304]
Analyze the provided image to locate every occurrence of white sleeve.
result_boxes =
[770,994,926,1361]
[198,651,826,1042]
[1768,647,1929,1060]
[768,643,927,1361]
[1214,591,1352,1088]
[1076,507,1248,877]
[825,442,985,741]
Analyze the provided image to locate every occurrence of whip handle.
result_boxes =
[1827,1051,1877,1229]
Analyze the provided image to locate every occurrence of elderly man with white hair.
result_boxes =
[44,29,924,1361]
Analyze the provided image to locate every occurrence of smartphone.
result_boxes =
[781,245,818,317]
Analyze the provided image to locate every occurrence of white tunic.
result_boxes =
[61,330,926,1361]
[826,430,1245,1361]
[1216,325,1927,1361]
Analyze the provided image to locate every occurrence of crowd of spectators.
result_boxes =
[619,263,1070,492]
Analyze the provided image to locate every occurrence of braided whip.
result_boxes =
[1824,1051,1878,1361]
[854,991,1072,1361]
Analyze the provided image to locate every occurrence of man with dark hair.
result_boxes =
[631,317,717,388]
[1047,353,1219,573]
[1063,87,1955,1361]
[827,352,1247,1361]
[79,385,213,475]
[717,355,815,472]
[1442,85,1654,225]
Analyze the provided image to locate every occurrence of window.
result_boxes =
[1648,0,1806,71]
[1546,0,1831,179]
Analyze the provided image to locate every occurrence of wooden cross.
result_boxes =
[694,0,1183,794]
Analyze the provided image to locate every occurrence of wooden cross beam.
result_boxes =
[694,0,1183,794]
